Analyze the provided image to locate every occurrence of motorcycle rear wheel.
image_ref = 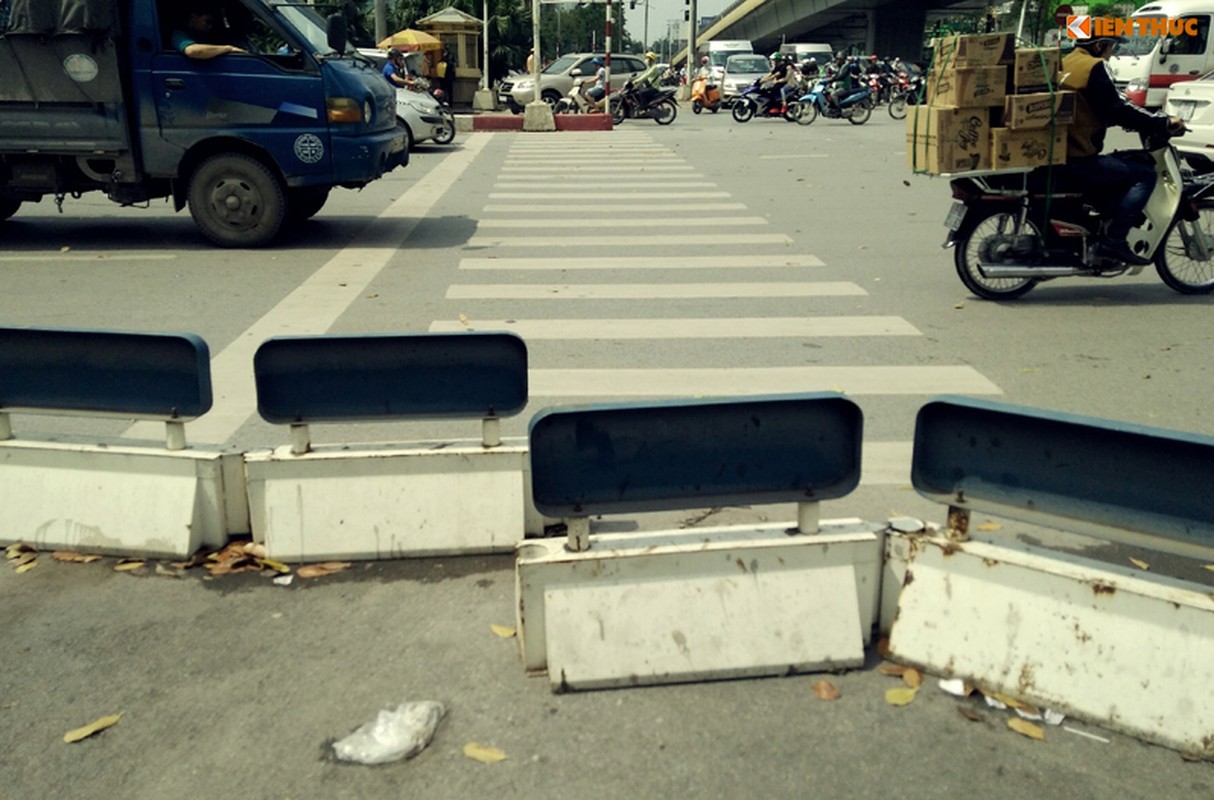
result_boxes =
[653,99,677,125]
[794,102,818,126]
[1155,201,1214,294]
[732,99,755,123]
[954,209,1041,300]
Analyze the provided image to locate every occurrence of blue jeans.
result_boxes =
[1068,152,1157,242]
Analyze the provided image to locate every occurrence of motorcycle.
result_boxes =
[886,73,924,121]
[791,79,873,125]
[554,76,603,115]
[731,80,798,123]
[610,83,678,125]
[945,128,1214,299]
[690,74,722,114]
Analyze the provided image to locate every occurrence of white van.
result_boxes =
[779,42,834,67]
[1108,0,1214,107]
[701,40,754,81]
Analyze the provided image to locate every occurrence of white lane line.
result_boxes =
[500,165,695,172]
[443,282,863,299]
[483,203,748,212]
[459,254,826,269]
[493,175,703,182]
[476,216,768,228]
[466,233,793,247]
[122,133,494,445]
[528,367,1003,397]
[430,317,917,337]
[759,154,830,159]
[862,442,914,486]
[495,182,715,189]
[0,254,176,261]
[488,191,731,199]
[503,158,684,165]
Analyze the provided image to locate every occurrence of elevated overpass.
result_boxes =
[675,0,985,65]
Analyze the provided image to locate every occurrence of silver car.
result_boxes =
[1165,71,1214,171]
[721,54,772,104]
[498,53,649,112]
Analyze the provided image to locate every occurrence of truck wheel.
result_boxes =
[0,199,20,221]
[188,154,285,248]
[285,187,330,223]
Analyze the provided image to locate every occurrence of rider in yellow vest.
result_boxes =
[1059,35,1183,266]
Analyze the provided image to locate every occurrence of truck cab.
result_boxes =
[0,0,407,246]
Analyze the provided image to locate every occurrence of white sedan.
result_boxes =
[1165,72,1214,171]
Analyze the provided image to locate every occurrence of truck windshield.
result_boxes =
[262,0,346,56]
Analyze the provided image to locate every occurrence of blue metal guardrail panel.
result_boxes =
[912,396,1214,547]
[529,393,863,517]
[253,332,528,424]
[0,327,212,420]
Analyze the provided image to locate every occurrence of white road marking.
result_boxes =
[466,233,793,247]
[430,316,917,337]
[483,203,748,212]
[458,255,826,269]
[476,216,768,228]
[443,282,864,299]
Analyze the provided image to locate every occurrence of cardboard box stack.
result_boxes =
[908,34,1073,174]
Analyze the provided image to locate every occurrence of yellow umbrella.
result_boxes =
[377,29,442,52]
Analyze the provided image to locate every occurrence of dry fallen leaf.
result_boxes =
[1008,717,1046,741]
[811,680,840,701]
[5,543,35,560]
[958,706,983,722]
[15,560,38,574]
[984,691,1031,710]
[463,742,507,763]
[1203,564,1214,573]
[52,551,102,564]
[885,687,918,707]
[113,560,146,572]
[490,624,517,639]
[257,558,291,574]
[875,637,890,657]
[878,662,909,677]
[242,542,269,560]
[902,668,923,689]
[64,712,123,743]
[13,551,37,567]
[1129,557,1150,571]
[296,562,352,579]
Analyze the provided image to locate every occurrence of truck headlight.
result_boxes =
[327,97,365,123]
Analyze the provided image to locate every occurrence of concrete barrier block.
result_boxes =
[516,520,884,690]
[246,439,534,562]
[887,533,1214,760]
[0,439,233,558]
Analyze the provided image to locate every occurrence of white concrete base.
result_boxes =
[516,520,884,691]
[522,100,556,131]
[472,88,497,110]
[245,438,543,562]
[0,438,239,557]
[887,533,1214,760]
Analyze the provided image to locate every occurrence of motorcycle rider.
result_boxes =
[1059,34,1184,266]
[759,52,795,110]
[630,51,664,110]
[585,56,607,112]
[826,55,863,112]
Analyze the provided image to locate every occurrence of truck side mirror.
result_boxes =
[1160,38,1171,61]
[327,14,348,54]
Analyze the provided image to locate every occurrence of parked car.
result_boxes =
[721,54,772,104]
[358,49,455,150]
[498,52,650,112]
[1164,70,1214,171]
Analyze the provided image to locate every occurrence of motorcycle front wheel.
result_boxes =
[732,99,755,123]
[847,102,872,125]
[692,99,703,114]
[434,112,456,144]
[888,96,907,120]
[954,209,1041,300]
[1155,201,1214,294]
[794,101,818,126]
[653,99,678,125]
[611,101,627,125]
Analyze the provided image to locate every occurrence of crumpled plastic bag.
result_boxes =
[331,701,447,765]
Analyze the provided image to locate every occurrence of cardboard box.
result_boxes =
[933,33,1015,69]
[1001,91,1075,129]
[928,66,1007,108]
[991,126,1067,169]
[1012,46,1062,92]
[907,106,991,174]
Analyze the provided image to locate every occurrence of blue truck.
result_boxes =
[0,0,407,246]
